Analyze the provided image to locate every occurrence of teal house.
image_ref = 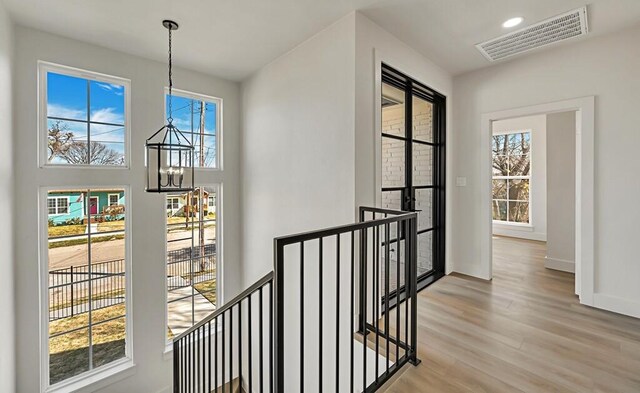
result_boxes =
[47,189,125,225]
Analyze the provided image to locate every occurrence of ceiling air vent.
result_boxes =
[476,7,588,62]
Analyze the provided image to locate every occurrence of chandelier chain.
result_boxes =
[167,25,173,124]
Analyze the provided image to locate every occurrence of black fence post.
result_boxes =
[70,266,74,317]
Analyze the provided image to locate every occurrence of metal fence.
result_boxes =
[48,243,217,321]
[48,259,125,321]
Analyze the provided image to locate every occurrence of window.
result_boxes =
[166,186,218,341]
[165,89,221,168]
[167,196,180,211]
[44,188,129,387]
[492,131,531,223]
[47,197,69,215]
[108,193,120,206]
[40,62,129,167]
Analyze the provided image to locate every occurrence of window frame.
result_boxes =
[47,196,70,216]
[38,61,131,169]
[163,87,223,170]
[491,129,533,225]
[108,193,120,207]
[39,186,134,392]
[164,183,222,349]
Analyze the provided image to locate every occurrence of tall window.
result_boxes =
[165,89,221,168]
[166,186,218,341]
[40,63,129,167]
[45,188,129,386]
[492,131,531,223]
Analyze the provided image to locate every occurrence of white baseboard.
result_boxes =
[544,256,575,273]
[492,227,546,242]
[592,293,640,319]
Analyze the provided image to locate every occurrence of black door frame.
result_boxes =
[381,64,446,304]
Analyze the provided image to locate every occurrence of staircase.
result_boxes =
[173,207,420,392]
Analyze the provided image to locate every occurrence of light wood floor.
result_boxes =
[381,236,640,393]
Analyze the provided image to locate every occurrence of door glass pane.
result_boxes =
[381,83,405,137]
[382,137,405,188]
[492,179,507,199]
[417,231,433,276]
[412,95,433,143]
[382,234,405,293]
[412,143,433,186]
[415,189,432,231]
[381,190,402,211]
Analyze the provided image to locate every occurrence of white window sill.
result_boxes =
[492,221,534,231]
[45,358,135,393]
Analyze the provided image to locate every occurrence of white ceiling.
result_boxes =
[4,0,640,81]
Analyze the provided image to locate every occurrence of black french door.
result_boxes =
[380,64,446,296]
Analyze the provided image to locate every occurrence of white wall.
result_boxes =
[545,111,576,272]
[240,13,357,284]
[0,1,15,392]
[354,12,453,272]
[13,26,241,392]
[452,25,640,316]
[492,115,547,241]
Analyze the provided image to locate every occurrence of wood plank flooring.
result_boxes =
[381,236,640,393]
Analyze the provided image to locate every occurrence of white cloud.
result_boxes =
[48,103,85,119]
[91,108,124,124]
[97,82,124,96]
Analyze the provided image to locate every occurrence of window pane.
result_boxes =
[492,155,508,176]
[166,93,219,168]
[167,187,217,340]
[508,132,530,155]
[492,179,507,199]
[412,95,433,143]
[509,201,529,223]
[47,119,88,164]
[417,231,433,275]
[382,137,405,188]
[412,143,433,186]
[492,135,507,155]
[47,72,87,121]
[415,189,432,231]
[492,200,507,221]
[89,80,125,124]
[92,317,126,368]
[381,82,405,137]
[47,188,128,385]
[508,155,530,176]
[508,179,530,202]
[49,328,90,385]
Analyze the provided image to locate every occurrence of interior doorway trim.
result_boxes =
[480,96,595,306]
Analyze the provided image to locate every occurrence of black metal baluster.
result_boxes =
[350,231,355,393]
[215,316,218,393]
[259,287,264,393]
[173,341,179,393]
[300,241,305,393]
[269,281,274,393]
[385,222,390,373]
[239,302,242,391]
[197,326,200,392]
[319,237,323,393]
[396,222,401,363]
[230,307,233,392]
[362,226,368,393]
[335,234,340,393]
[208,321,211,393]
[410,217,419,366]
[249,295,253,393]
[404,219,410,359]
[375,224,380,380]
[222,312,226,393]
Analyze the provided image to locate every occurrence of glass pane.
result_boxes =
[381,82,405,137]
[492,179,507,199]
[382,235,405,293]
[508,132,530,155]
[381,190,402,211]
[412,95,433,143]
[412,143,433,186]
[89,80,125,124]
[492,200,507,221]
[47,72,87,121]
[417,231,433,276]
[382,137,405,188]
[415,189,432,231]
[508,155,530,176]
[92,317,126,368]
[509,201,529,223]
[508,179,529,202]
[167,93,217,168]
[492,155,508,176]
[492,134,507,155]
[49,328,90,385]
[47,119,89,164]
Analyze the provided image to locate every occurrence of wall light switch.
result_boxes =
[456,177,467,187]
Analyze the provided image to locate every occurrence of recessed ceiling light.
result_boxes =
[502,17,524,28]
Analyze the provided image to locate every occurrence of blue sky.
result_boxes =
[166,94,217,167]
[47,72,126,154]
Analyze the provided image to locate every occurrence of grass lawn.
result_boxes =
[48,234,125,249]
[49,304,126,384]
[194,279,217,305]
[49,289,125,312]
[48,220,125,238]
